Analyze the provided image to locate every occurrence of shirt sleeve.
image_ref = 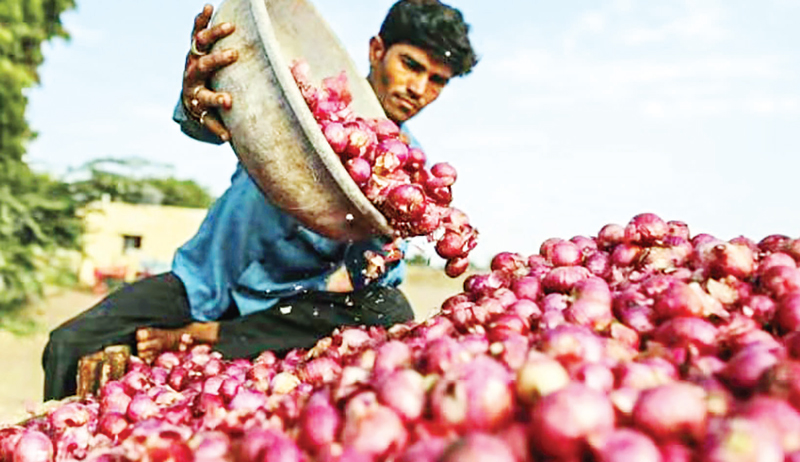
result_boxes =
[172,97,226,145]
[344,237,407,289]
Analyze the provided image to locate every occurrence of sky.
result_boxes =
[26,0,800,267]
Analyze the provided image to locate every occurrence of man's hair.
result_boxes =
[378,0,479,77]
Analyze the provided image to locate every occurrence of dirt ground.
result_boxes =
[0,266,466,425]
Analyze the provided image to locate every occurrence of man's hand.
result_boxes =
[182,4,239,142]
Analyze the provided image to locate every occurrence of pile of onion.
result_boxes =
[4,212,800,461]
[290,61,478,278]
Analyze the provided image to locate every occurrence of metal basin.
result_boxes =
[209,0,394,240]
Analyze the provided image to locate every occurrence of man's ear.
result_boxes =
[368,36,386,67]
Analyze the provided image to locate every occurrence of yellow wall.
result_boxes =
[77,200,207,286]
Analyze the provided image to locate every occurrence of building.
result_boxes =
[77,199,207,289]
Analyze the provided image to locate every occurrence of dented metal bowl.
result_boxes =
[208,0,394,240]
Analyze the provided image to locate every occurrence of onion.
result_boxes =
[737,395,800,453]
[404,147,426,172]
[632,382,707,443]
[97,412,129,440]
[0,427,24,461]
[761,265,800,299]
[624,213,668,245]
[652,317,719,356]
[299,391,341,453]
[551,240,582,267]
[611,243,642,267]
[597,224,625,249]
[376,369,425,421]
[701,417,784,462]
[584,250,612,279]
[589,428,662,462]
[777,292,800,333]
[528,382,616,459]
[760,234,792,253]
[341,393,408,459]
[396,438,448,462]
[439,433,517,462]
[542,266,592,293]
[430,356,514,432]
[720,344,780,391]
[653,281,704,320]
[490,252,528,278]
[760,252,798,274]
[345,157,371,185]
[539,324,605,366]
[12,431,54,462]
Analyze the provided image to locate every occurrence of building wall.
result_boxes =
[77,200,208,286]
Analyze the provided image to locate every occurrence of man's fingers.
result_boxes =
[195,49,239,79]
[195,22,236,52]
[192,4,214,37]
[201,112,231,142]
[194,87,233,111]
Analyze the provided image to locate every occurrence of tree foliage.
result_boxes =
[0,0,79,314]
[67,157,215,209]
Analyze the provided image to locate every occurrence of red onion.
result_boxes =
[376,369,425,421]
[551,240,582,267]
[542,266,591,293]
[396,438,448,462]
[720,344,780,391]
[667,220,690,239]
[611,243,642,267]
[507,299,542,322]
[760,234,792,253]
[12,431,54,462]
[759,252,798,274]
[597,223,625,249]
[777,293,800,333]
[652,317,719,356]
[624,213,668,244]
[0,427,24,461]
[436,231,466,259]
[761,265,800,299]
[430,356,514,432]
[341,393,408,459]
[97,412,129,440]
[653,281,704,320]
[541,292,570,312]
[439,433,517,462]
[345,157,371,185]
[701,417,784,462]
[632,382,707,443]
[299,391,341,453]
[528,382,616,459]
[539,324,605,366]
[589,428,662,462]
[737,395,800,453]
[583,250,612,279]
[404,147,426,172]
[490,251,528,278]
[444,256,470,278]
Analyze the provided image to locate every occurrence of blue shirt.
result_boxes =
[171,103,405,321]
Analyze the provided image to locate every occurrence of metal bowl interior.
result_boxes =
[209,0,395,241]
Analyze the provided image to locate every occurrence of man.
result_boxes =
[42,0,478,401]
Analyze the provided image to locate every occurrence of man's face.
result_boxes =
[368,37,454,124]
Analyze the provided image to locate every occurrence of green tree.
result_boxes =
[67,157,215,209]
[0,0,80,319]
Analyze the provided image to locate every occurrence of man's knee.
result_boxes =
[360,286,415,325]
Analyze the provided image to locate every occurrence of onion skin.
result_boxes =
[701,417,784,462]
[528,383,616,459]
[589,428,663,462]
[439,433,517,462]
[632,382,708,443]
[12,431,54,462]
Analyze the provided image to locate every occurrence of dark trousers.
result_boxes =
[42,272,413,401]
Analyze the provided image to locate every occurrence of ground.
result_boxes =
[0,265,467,424]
